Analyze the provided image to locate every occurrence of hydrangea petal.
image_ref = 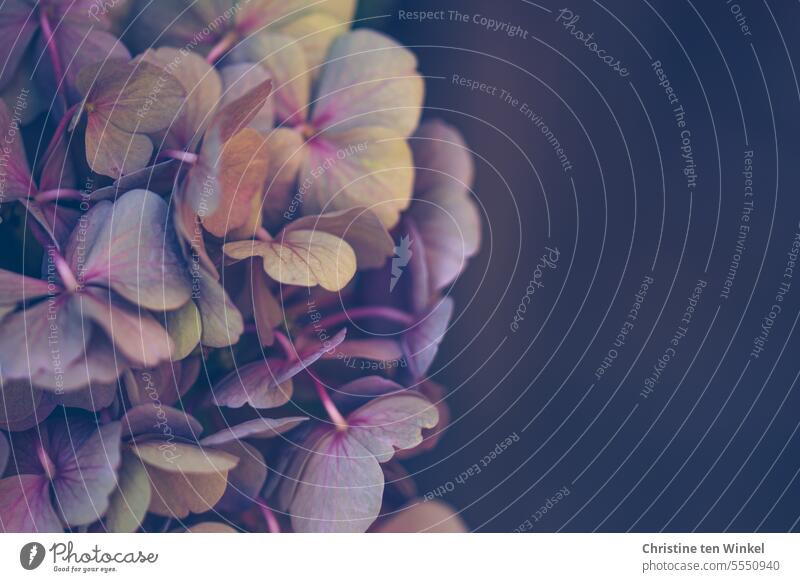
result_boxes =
[212,358,294,410]
[139,48,222,150]
[285,207,393,269]
[312,30,423,136]
[225,230,356,291]
[401,297,454,380]
[230,33,309,125]
[76,189,191,311]
[104,449,151,532]
[301,128,414,228]
[132,441,238,519]
[195,267,245,348]
[164,300,202,360]
[121,404,202,441]
[201,416,308,446]
[282,392,438,532]
[200,128,270,237]
[0,296,89,388]
[50,420,122,527]
[0,474,61,532]
[219,63,274,132]
[79,288,174,369]
[0,100,32,200]
[0,379,55,432]
[0,0,37,91]
[212,440,266,513]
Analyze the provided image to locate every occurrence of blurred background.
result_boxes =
[362,0,800,531]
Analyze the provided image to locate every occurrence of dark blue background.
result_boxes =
[369,0,800,532]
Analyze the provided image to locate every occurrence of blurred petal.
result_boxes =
[402,297,454,380]
[0,268,53,305]
[0,0,37,92]
[374,500,468,533]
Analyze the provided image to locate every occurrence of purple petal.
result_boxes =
[214,329,346,409]
[212,358,294,410]
[0,1,37,91]
[195,268,244,348]
[0,268,52,306]
[73,189,191,311]
[401,297,454,380]
[347,392,440,463]
[49,419,122,527]
[0,378,55,432]
[281,392,438,532]
[288,431,384,533]
[0,295,89,388]
[0,100,32,199]
[201,417,308,446]
[213,440,267,514]
[121,404,202,441]
[0,474,62,532]
[79,287,174,369]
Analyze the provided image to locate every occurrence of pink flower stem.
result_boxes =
[273,330,296,362]
[205,31,238,64]
[36,439,56,480]
[40,102,80,174]
[315,306,415,330]
[34,189,85,204]
[51,249,79,292]
[308,370,348,432]
[38,10,67,104]
[160,150,198,165]
[258,500,281,533]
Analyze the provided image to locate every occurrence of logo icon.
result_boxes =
[390,235,413,292]
[20,542,46,570]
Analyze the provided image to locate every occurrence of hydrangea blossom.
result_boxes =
[0,0,480,533]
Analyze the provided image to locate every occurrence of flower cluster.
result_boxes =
[0,0,480,533]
